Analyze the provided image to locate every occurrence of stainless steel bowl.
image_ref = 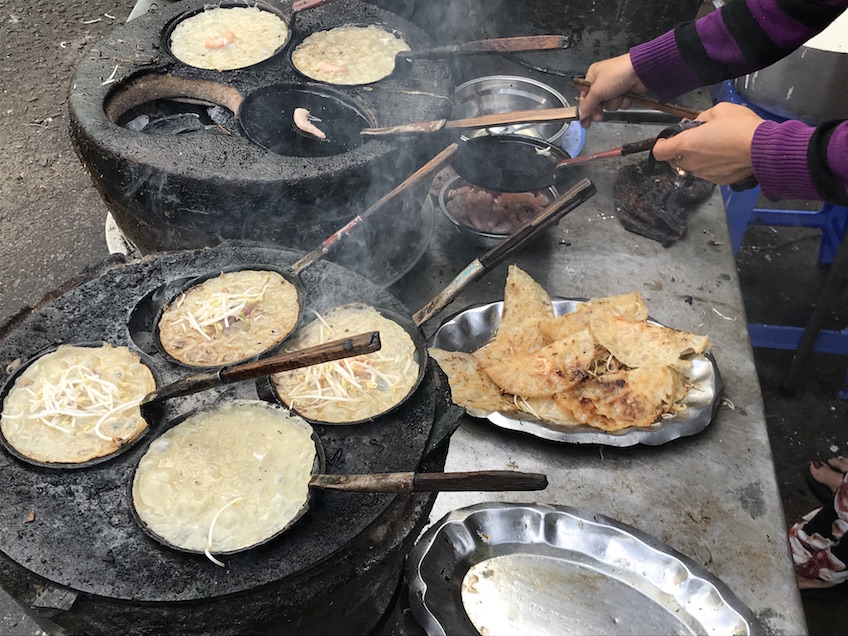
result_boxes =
[453,75,571,145]
[438,175,558,248]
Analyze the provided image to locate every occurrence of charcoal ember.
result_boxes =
[613,161,715,247]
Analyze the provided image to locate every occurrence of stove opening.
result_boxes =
[239,84,373,158]
[116,98,236,135]
[104,72,245,129]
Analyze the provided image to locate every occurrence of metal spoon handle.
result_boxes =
[310,470,548,493]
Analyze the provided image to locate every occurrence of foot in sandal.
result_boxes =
[790,458,848,590]
[805,457,848,504]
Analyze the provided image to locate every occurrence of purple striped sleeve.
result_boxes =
[694,12,749,77]
[629,31,701,101]
[752,121,821,201]
[753,120,848,202]
[828,125,848,192]
[748,0,814,48]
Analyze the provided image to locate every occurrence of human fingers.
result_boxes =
[647,106,762,184]
[650,135,683,162]
[577,54,643,128]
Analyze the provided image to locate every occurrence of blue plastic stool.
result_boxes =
[711,81,848,395]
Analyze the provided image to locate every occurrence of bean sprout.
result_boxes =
[204,497,243,567]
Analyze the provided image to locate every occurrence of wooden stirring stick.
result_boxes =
[413,178,596,326]
[361,106,579,137]
[291,144,458,275]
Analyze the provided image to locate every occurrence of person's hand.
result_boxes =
[578,54,647,129]
[652,103,763,185]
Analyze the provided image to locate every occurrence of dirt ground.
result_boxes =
[1,1,848,635]
[0,1,124,327]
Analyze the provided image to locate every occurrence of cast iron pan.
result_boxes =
[289,23,571,87]
[0,341,163,471]
[259,303,428,426]
[238,84,373,157]
[160,0,295,71]
[146,264,305,370]
[129,399,546,560]
[0,333,379,470]
[452,134,572,193]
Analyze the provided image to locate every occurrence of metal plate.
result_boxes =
[406,502,763,636]
[430,299,723,447]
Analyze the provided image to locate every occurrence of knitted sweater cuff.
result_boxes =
[752,120,820,202]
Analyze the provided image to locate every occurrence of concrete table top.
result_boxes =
[390,120,806,635]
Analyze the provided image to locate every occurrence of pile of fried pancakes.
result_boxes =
[430,266,710,432]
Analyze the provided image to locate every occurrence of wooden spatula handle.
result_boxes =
[144,332,380,404]
[361,107,579,137]
[413,471,548,492]
[311,471,548,492]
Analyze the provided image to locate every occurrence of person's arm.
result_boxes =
[631,0,848,102]
[579,0,848,123]
[646,105,848,203]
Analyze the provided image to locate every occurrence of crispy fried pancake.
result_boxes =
[481,330,594,397]
[429,349,516,415]
[473,265,554,368]
[539,292,648,343]
[555,365,684,430]
[590,313,709,369]
[516,396,579,426]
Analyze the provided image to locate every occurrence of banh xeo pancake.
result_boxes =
[428,349,516,416]
[0,343,155,464]
[132,401,316,561]
[291,25,409,85]
[273,305,419,423]
[169,6,289,71]
[480,330,594,398]
[430,266,709,432]
[538,292,648,343]
[158,269,299,367]
[588,312,710,369]
[472,265,554,369]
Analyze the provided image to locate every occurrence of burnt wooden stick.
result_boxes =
[413,178,596,326]
[402,35,571,58]
[310,471,548,493]
[571,77,701,121]
[360,107,579,137]
[292,144,458,274]
[142,331,380,405]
